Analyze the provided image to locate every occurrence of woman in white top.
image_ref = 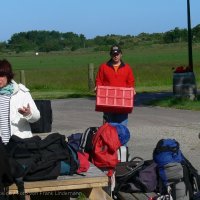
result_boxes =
[0,59,40,144]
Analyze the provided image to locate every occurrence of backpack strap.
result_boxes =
[15,177,25,200]
[182,155,200,199]
[67,145,80,175]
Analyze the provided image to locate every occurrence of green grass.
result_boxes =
[1,43,200,100]
[32,90,95,100]
[148,95,200,110]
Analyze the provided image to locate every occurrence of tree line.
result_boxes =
[0,24,200,53]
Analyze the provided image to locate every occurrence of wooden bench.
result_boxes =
[8,164,112,200]
[118,191,157,200]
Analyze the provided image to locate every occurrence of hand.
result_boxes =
[18,103,31,116]
[133,88,136,95]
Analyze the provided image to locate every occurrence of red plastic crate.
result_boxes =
[95,86,134,113]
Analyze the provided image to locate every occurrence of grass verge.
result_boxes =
[148,95,200,111]
[31,90,95,100]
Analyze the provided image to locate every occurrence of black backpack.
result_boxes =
[7,132,79,182]
[1,133,79,200]
[0,137,25,200]
[79,127,98,154]
[0,137,13,195]
[113,157,158,198]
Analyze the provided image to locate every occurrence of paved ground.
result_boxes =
[46,92,200,172]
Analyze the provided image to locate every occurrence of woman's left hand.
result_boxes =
[18,103,31,116]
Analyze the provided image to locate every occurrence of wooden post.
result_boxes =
[88,63,95,91]
[20,70,26,85]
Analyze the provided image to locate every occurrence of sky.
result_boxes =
[0,0,200,42]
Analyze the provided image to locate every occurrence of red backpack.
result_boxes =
[91,123,121,169]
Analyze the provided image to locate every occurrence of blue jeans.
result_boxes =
[103,113,128,126]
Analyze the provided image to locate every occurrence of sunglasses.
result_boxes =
[111,53,120,56]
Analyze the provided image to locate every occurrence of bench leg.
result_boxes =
[83,187,113,200]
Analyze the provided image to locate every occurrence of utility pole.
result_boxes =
[187,0,193,71]
[173,0,197,100]
[186,0,197,100]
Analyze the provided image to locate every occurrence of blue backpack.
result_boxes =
[153,138,200,199]
[110,123,130,145]
[153,138,184,167]
[153,139,184,187]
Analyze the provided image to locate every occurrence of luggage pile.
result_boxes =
[66,123,200,200]
[1,107,200,200]
[113,138,200,200]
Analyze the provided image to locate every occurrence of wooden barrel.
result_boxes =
[173,72,197,100]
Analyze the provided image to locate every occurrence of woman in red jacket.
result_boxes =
[96,45,136,126]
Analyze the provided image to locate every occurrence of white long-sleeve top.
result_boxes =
[0,80,40,139]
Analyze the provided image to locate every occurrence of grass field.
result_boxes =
[0,43,200,100]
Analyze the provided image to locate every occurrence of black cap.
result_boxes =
[110,45,122,55]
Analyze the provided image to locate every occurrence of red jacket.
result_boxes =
[91,123,121,169]
[96,60,135,87]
